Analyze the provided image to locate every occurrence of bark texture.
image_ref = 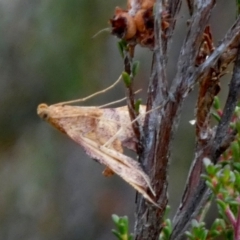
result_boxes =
[131,1,240,239]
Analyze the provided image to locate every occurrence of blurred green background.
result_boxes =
[0,0,235,239]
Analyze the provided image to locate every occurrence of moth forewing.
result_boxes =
[100,105,146,152]
[73,135,158,207]
[37,102,158,207]
[38,104,103,135]
[99,145,156,196]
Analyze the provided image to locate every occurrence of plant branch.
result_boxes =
[226,205,236,227]
[171,43,240,240]
[123,49,142,152]
[193,16,240,89]
[186,0,194,16]
[235,198,240,240]
[134,1,215,239]
[213,45,240,160]
[162,0,182,55]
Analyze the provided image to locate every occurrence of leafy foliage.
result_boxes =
[112,214,133,240]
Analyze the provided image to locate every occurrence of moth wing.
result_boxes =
[67,130,158,207]
[100,146,156,196]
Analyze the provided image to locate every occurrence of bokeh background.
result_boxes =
[0,0,236,239]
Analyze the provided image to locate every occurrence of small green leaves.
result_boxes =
[134,99,142,113]
[185,220,208,240]
[121,61,140,87]
[207,218,226,238]
[132,61,140,77]
[112,214,120,225]
[211,97,222,123]
[231,141,240,161]
[160,219,172,240]
[235,121,240,133]
[117,40,128,58]
[159,206,172,240]
[122,71,132,87]
[216,199,227,212]
[201,148,240,238]
[203,158,221,176]
[186,217,228,239]
[111,214,133,240]
[211,112,221,122]
[213,96,221,110]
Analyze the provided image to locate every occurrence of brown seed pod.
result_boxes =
[127,0,155,11]
[110,7,137,40]
[134,10,146,33]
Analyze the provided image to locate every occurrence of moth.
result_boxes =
[37,80,158,207]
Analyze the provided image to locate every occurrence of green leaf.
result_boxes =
[201,174,212,183]
[205,165,217,176]
[162,219,172,238]
[112,229,122,240]
[200,229,208,240]
[122,71,132,87]
[235,121,240,133]
[112,214,120,225]
[212,112,221,122]
[117,41,124,58]
[164,206,171,219]
[205,180,214,191]
[231,141,240,162]
[209,229,221,237]
[234,170,240,191]
[213,96,220,110]
[216,199,227,211]
[132,61,140,77]
[162,227,171,239]
[203,157,212,168]
[134,99,142,113]
[209,218,226,238]
[211,218,226,230]
[118,222,126,235]
[185,231,194,239]
[128,234,133,240]
[117,40,128,58]
[191,219,199,228]
[225,229,234,239]
[228,200,240,206]
[233,162,240,171]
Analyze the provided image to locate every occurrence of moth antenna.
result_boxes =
[99,89,142,108]
[55,75,122,106]
[92,27,111,38]
[102,105,163,148]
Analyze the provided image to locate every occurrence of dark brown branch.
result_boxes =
[123,50,142,153]
[171,27,219,232]
[171,17,240,236]
[168,22,240,227]
[193,16,240,88]
[171,44,240,240]
[162,0,182,55]
[213,45,240,161]
[134,1,215,239]
[129,1,240,239]
[154,0,168,98]
[186,0,194,16]
[170,0,215,94]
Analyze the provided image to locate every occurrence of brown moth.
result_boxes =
[37,102,158,207]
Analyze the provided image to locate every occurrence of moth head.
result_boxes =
[37,103,50,121]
